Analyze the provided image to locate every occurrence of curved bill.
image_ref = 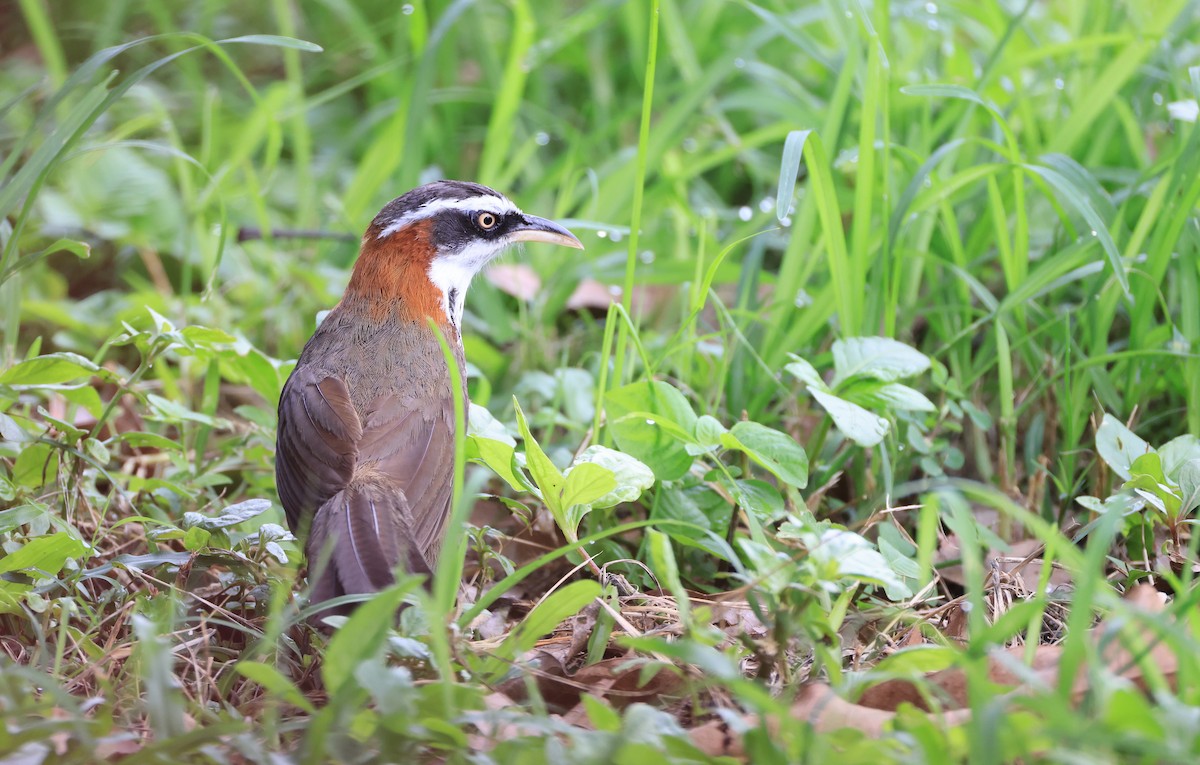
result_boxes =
[508,215,584,249]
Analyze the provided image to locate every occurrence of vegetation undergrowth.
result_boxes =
[1,0,1199,762]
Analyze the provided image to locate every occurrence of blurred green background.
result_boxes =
[4,0,1200,761]
[6,0,1198,491]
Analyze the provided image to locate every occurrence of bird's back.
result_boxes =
[276,303,463,603]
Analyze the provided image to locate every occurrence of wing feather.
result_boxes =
[275,372,362,533]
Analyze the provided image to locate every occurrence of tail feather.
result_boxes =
[306,480,424,616]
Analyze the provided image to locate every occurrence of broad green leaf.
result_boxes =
[224,349,282,405]
[468,403,516,446]
[12,442,59,487]
[560,462,616,538]
[810,388,889,447]
[657,482,721,531]
[720,421,808,488]
[82,437,110,465]
[556,367,596,424]
[1096,413,1153,481]
[831,337,931,384]
[736,538,794,595]
[1177,460,1200,517]
[55,384,104,419]
[0,505,47,533]
[571,445,654,508]
[605,381,698,481]
[0,532,87,576]
[1160,435,1200,480]
[0,353,99,385]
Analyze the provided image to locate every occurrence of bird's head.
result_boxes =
[345,180,583,331]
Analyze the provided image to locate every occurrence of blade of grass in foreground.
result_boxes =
[611,0,659,392]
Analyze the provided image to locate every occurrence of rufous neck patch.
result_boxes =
[344,220,451,326]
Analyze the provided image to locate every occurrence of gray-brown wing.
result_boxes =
[355,393,456,571]
[275,372,363,534]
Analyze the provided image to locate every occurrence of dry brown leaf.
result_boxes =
[566,278,617,311]
[486,263,541,301]
[691,584,1181,759]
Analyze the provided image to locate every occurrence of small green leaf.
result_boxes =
[110,431,183,452]
[808,529,911,598]
[468,403,516,446]
[182,526,211,551]
[693,414,728,451]
[811,388,889,447]
[180,325,236,347]
[513,398,564,512]
[727,478,785,524]
[858,382,937,413]
[224,34,323,52]
[322,578,420,692]
[236,661,316,713]
[783,356,826,390]
[1096,414,1153,481]
[571,445,654,508]
[832,337,931,384]
[490,579,600,674]
[561,462,617,514]
[82,437,110,465]
[146,394,230,428]
[646,529,689,622]
[0,413,26,442]
[467,436,526,493]
[721,422,808,489]
[184,499,272,530]
[1128,452,1166,484]
[0,505,47,533]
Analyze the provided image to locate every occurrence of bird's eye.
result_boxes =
[476,212,499,230]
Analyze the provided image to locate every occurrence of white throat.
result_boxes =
[427,240,505,335]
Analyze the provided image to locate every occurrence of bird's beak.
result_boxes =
[508,215,584,250]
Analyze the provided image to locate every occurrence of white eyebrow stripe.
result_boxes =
[376,194,522,239]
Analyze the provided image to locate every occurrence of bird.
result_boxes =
[275,180,583,612]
